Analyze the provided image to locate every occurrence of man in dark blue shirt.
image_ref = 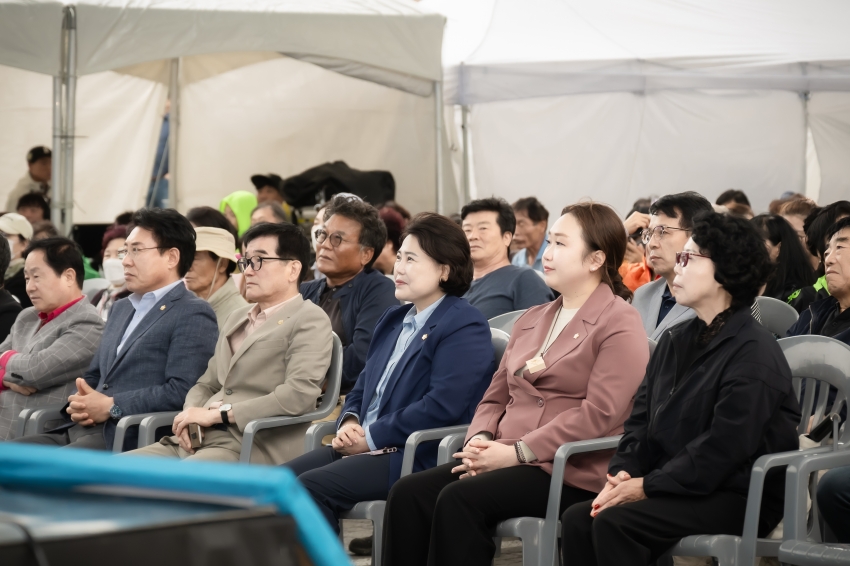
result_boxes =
[300,196,398,394]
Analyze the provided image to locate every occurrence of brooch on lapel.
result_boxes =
[160,305,166,311]
[573,333,579,339]
[421,334,428,340]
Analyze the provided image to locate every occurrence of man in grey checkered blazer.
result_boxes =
[0,238,104,439]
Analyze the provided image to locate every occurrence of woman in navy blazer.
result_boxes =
[285,213,496,534]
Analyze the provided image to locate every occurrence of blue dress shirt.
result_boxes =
[511,245,545,273]
[117,280,183,354]
[656,283,678,327]
[358,295,445,450]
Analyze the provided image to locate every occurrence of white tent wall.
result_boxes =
[178,56,456,216]
[808,92,850,206]
[0,65,52,208]
[470,90,805,218]
[0,64,164,222]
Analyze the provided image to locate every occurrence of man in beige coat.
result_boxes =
[127,222,332,464]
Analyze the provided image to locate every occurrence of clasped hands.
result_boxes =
[66,378,114,426]
[332,420,370,456]
[451,438,519,479]
[171,402,224,455]
[590,470,646,517]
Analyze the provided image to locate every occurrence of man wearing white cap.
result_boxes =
[184,227,247,329]
[0,213,34,308]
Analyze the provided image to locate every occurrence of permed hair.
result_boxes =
[324,195,387,270]
[691,212,772,311]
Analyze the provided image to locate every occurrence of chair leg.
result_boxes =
[494,537,502,557]
[371,516,382,566]
[521,536,544,566]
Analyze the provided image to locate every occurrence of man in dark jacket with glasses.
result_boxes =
[300,195,398,395]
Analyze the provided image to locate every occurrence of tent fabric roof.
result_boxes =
[0,0,445,82]
[434,0,850,105]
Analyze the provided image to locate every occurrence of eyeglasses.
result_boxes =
[116,246,165,260]
[236,256,293,272]
[315,229,356,249]
[675,251,711,267]
[640,226,691,245]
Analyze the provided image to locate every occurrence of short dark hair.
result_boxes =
[186,206,239,242]
[0,227,10,285]
[401,213,473,297]
[16,193,50,220]
[252,202,290,224]
[691,212,772,311]
[716,189,751,207]
[461,197,516,237]
[130,208,196,277]
[751,214,816,298]
[379,206,406,252]
[512,197,549,225]
[649,191,714,231]
[31,220,59,240]
[23,237,85,289]
[804,201,850,263]
[826,216,850,245]
[780,198,817,218]
[241,222,312,284]
[324,196,387,269]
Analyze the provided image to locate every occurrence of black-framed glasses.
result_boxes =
[315,229,356,249]
[640,226,691,245]
[116,246,165,260]
[236,256,293,273]
[675,251,711,267]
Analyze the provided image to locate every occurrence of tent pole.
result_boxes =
[62,7,77,237]
[434,81,444,214]
[801,91,810,197]
[461,105,471,206]
[168,58,180,210]
[51,76,62,230]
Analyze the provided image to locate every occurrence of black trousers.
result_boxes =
[561,491,763,566]
[283,446,391,534]
[382,462,595,566]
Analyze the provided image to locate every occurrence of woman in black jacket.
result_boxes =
[561,212,801,566]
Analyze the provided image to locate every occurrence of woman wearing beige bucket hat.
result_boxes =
[185,227,247,329]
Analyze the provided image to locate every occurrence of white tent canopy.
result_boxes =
[0,0,449,228]
[425,0,850,216]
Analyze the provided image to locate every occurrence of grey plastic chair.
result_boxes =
[14,404,66,438]
[488,310,526,334]
[779,450,850,566]
[491,328,510,366]
[755,295,799,337]
[303,327,509,565]
[662,335,850,566]
[125,333,344,459]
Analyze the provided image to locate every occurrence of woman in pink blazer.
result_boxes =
[382,202,650,566]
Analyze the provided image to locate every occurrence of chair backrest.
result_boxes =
[491,328,510,367]
[755,296,799,338]
[778,335,850,443]
[316,333,344,416]
[488,310,525,334]
[648,338,657,358]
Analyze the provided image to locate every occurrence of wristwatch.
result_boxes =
[109,404,123,419]
[220,403,232,425]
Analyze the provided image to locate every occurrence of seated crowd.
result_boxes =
[2,174,850,565]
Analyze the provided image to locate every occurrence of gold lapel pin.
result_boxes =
[421,334,428,340]
[277,320,283,325]
[160,305,166,311]
[573,333,579,339]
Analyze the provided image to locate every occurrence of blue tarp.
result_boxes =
[0,444,350,566]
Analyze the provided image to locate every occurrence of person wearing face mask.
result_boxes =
[184,227,247,329]
[91,226,131,321]
[0,212,34,309]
